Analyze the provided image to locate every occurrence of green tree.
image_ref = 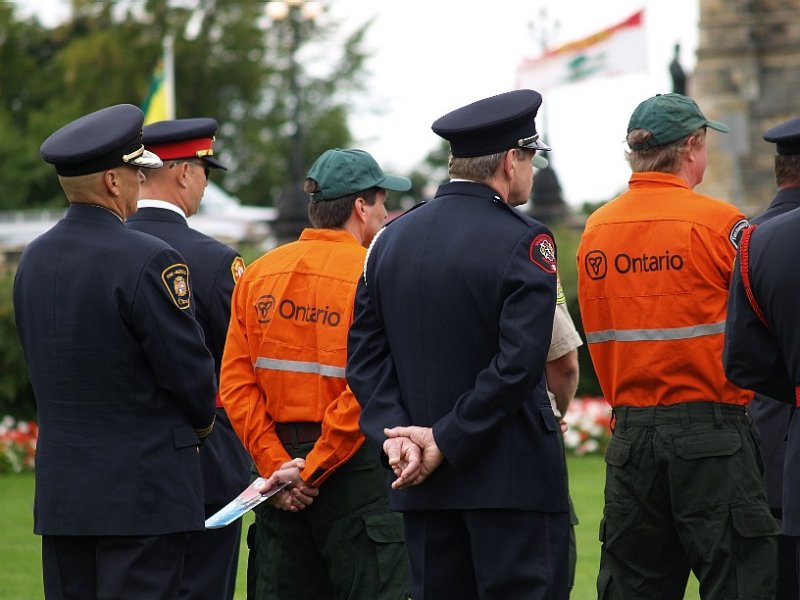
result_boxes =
[0,0,375,418]
[140,0,372,206]
[0,0,372,209]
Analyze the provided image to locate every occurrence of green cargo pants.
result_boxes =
[597,402,779,600]
[250,443,409,600]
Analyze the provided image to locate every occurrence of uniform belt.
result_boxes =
[275,422,322,444]
[612,402,746,429]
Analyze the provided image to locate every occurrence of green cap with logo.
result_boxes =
[307,148,412,201]
[627,93,729,150]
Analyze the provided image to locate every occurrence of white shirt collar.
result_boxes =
[137,199,188,220]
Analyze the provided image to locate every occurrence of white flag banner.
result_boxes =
[516,10,647,91]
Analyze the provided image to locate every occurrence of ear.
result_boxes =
[684,135,701,161]
[354,196,367,223]
[503,149,517,178]
[104,169,121,197]
[177,162,192,188]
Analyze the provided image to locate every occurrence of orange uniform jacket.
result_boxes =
[220,229,365,486]
[577,172,752,407]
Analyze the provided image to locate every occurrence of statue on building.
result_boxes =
[670,43,687,95]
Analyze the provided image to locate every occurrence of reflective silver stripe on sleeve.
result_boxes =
[254,357,346,378]
[585,320,726,343]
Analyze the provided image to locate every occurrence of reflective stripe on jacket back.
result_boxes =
[577,172,752,407]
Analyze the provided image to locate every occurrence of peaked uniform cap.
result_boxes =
[763,117,800,155]
[40,104,162,176]
[431,89,551,158]
[143,117,227,170]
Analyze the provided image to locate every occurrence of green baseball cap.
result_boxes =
[627,93,729,150]
[533,153,548,169]
[307,148,412,201]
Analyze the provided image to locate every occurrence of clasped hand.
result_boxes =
[253,458,319,512]
[382,426,444,490]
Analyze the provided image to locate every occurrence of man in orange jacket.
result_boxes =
[220,148,411,599]
[577,93,778,599]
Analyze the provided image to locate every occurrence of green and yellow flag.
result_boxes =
[141,35,175,125]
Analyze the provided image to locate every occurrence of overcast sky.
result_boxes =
[21,0,699,206]
[340,0,699,205]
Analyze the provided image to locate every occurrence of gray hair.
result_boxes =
[625,127,706,173]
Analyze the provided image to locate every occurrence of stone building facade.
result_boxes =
[692,0,800,216]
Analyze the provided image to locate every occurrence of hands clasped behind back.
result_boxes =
[254,458,319,512]
[383,426,444,490]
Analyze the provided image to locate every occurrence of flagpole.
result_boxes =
[528,6,559,153]
[163,34,176,120]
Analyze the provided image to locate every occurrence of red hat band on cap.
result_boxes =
[147,137,214,160]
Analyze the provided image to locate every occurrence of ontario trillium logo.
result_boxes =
[585,250,607,280]
[256,295,276,323]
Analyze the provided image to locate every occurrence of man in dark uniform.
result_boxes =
[346,89,569,599]
[727,117,800,600]
[126,118,252,600]
[13,104,218,600]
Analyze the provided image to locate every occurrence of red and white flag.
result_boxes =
[516,10,647,91]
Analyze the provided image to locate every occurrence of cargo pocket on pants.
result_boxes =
[731,504,780,599]
[364,513,408,600]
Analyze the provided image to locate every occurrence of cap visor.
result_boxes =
[379,174,412,192]
[707,119,730,134]
[533,154,549,169]
[130,149,163,169]
[202,155,228,171]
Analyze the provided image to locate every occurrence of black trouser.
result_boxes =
[250,443,408,600]
[404,508,569,600]
[179,504,242,600]
[42,532,187,600]
[598,402,779,599]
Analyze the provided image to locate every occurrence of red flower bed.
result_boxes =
[563,396,612,456]
[0,415,37,473]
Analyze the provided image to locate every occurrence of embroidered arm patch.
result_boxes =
[729,219,749,249]
[162,263,192,310]
[556,274,566,304]
[530,234,557,274]
[231,256,245,284]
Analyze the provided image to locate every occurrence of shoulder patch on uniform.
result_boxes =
[729,219,749,249]
[161,263,192,310]
[231,256,245,284]
[556,274,566,304]
[530,234,557,274]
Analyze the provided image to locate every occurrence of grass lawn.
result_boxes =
[1,457,701,599]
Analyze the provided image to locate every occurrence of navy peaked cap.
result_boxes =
[764,117,800,155]
[143,118,227,170]
[40,104,162,176]
[431,89,550,158]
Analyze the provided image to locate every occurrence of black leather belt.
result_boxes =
[275,421,322,444]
